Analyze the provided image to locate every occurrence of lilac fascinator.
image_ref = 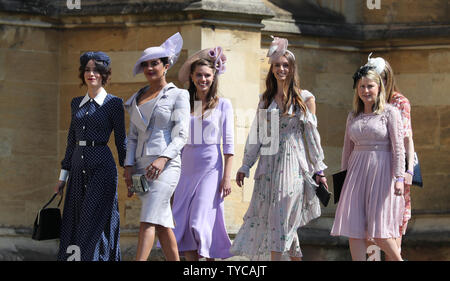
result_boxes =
[178,46,227,84]
[133,32,183,76]
[207,46,227,75]
[267,35,294,64]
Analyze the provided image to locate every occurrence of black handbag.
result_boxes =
[313,175,331,207]
[32,193,63,241]
[332,170,347,204]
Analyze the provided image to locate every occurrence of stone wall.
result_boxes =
[0,0,448,260]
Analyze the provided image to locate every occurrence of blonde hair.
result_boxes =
[262,51,307,115]
[352,69,386,117]
[379,60,400,103]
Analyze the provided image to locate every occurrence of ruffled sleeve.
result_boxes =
[237,99,264,178]
[386,105,406,178]
[301,109,327,173]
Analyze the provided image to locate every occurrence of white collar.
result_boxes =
[79,87,108,107]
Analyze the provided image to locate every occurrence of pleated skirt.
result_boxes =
[331,150,405,239]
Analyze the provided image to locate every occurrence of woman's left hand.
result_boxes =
[315,174,329,190]
[219,178,232,198]
[146,157,169,180]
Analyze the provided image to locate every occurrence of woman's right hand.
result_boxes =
[54,180,65,195]
[124,166,134,197]
[236,172,245,187]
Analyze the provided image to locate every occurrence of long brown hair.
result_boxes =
[262,51,307,115]
[379,60,400,102]
[188,58,219,114]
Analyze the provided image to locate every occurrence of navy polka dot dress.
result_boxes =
[57,93,126,261]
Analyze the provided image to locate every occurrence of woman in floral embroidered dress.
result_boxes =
[230,37,328,261]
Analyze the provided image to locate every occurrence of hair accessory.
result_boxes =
[80,51,111,67]
[178,46,227,84]
[352,65,375,89]
[133,32,183,76]
[208,46,227,75]
[267,35,295,64]
[365,52,386,75]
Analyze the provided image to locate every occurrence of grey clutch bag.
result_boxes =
[131,174,150,193]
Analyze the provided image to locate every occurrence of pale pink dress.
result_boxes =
[331,104,405,239]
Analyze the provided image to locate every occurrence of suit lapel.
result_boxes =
[130,98,149,132]
[143,83,175,128]
[125,83,175,132]
[125,87,148,132]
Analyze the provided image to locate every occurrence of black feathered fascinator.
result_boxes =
[352,65,375,89]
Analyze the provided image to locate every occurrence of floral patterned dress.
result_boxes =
[390,92,413,235]
[230,94,327,260]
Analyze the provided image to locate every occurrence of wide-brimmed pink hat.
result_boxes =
[133,32,183,76]
[267,35,295,64]
[178,46,226,84]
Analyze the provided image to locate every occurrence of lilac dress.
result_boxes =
[331,104,405,239]
[172,98,234,259]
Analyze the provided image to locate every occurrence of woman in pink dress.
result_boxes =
[365,54,415,259]
[330,66,405,261]
[171,47,234,260]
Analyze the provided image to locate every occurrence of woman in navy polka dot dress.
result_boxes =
[54,52,127,261]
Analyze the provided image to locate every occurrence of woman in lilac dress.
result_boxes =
[172,47,234,260]
[330,66,405,261]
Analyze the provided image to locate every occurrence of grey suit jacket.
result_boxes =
[124,82,190,166]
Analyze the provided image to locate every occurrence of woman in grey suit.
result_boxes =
[123,33,190,261]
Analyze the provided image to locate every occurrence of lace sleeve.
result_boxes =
[386,106,406,178]
[341,113,355,171]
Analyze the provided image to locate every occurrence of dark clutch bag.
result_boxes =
[332,170,347,204]
[313,175,331,207]
[316,182,331,207]
[407,152,423,187]
[130,174,150,193]
[32,193,63,241]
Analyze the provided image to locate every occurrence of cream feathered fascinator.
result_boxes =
[267,35,295,64]
[365,52,386,75]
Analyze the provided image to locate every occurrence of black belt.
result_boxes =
[76,140,107,147]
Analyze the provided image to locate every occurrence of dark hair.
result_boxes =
[352,65,375,89]
[188,58,219,114]
[160,57,169,66]
[79,59,111,87]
